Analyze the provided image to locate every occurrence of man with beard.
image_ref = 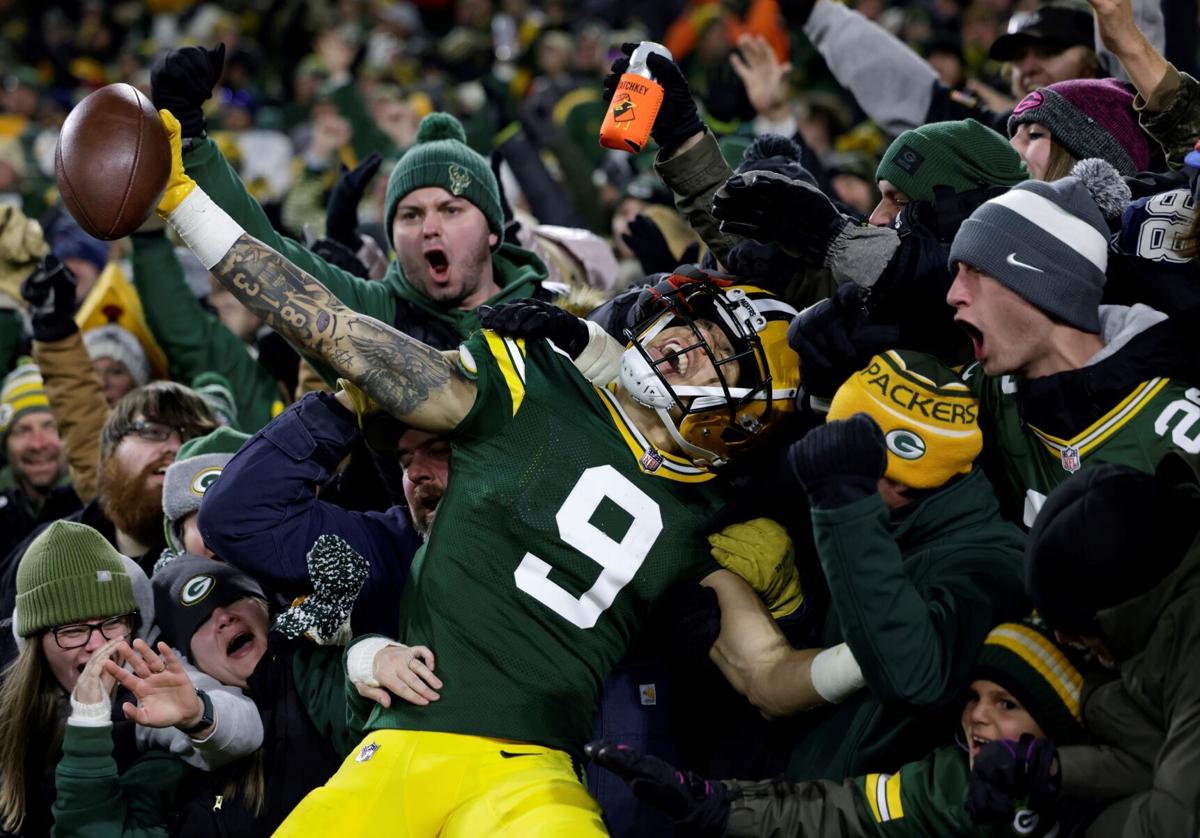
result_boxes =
[198,391,432,638]
[0,381,217,615]
[0,360,77,559]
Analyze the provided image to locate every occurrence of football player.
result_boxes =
[155,108,816,836]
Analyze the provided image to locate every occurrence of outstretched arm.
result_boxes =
[156,110,475,431]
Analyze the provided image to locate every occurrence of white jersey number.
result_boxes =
[1154,388,1200,454]
[514,465,663,629]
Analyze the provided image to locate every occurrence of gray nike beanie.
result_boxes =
[948,158,1127,334]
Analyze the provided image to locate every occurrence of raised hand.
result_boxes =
[21,254,79,341]
[602,44,704,153]
[326,152,383,247]
[730,34,792,121]
[72,636,124,707]
[103,639,206,730]
[151,43,226,140]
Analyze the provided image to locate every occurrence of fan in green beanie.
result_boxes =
[876,119,1030,204]
[15,520,138,637]
[383,112,504,252]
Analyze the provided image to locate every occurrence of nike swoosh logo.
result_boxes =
[499,750,543,759]
[1006,252,1044,273]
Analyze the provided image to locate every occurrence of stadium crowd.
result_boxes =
[0,0,1198,835]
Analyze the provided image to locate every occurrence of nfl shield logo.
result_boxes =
[356,741,381,762]
[639,447,664,473]
[1060,446,1081,473]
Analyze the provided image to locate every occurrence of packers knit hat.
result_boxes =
[162,426,250,552]
[15,521,138,637]
[827,350,982,489]
[83,323,151,388]
[972,617,1085,744]
[876,119,1029,202]
[1008,78,1150,176]
[948,159,1125,333]
[0,358,50,440]
[383,112,503,250]
[152,556,265,658]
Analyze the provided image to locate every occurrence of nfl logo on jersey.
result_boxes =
[1060,446,1081,473]
[639,447,664,473]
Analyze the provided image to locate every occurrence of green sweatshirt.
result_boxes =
[130,231,283,432]
[786,468,1027,781]
[51,723,189,837]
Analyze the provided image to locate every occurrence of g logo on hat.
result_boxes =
[448,163,472,196]
[886,429,927,460]
[190,466,224,496]
[180,575,215,606]
[893,145,925,175]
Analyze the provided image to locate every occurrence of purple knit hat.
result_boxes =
[1008,78,1150,176]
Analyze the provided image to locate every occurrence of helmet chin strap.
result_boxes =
[654,406,725,468]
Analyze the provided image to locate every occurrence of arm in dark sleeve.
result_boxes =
[496,125,587,229]
[198,392,421,633]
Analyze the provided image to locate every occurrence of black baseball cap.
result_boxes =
[989,5,1095,62]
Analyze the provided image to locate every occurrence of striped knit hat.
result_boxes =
[948,163,1117,333]
[0,358,50,442]
[972,617,1084,744]
[827,350,982,489]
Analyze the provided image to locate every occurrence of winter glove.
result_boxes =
[273,534,369,644]
[786,413,887,509]
[584,740,731,836]
[621,214,701,275]
[151,43,226,141]
[325,152,383,248]
[712,170,851,265]
[708,518,803,618]
[603,45,704,153]
[787,282,900,404]
[478,299,590,359]
[311,237,370,278]
[967,735,1061,825]
[20,255,79,342]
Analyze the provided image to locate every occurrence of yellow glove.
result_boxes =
[708,518,803,618]
[335,378,381,429]
[156,109,197,216]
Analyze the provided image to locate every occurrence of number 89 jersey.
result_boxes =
[377,331,723,756]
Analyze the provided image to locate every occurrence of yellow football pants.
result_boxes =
[273,730,608,837]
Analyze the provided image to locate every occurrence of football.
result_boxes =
[54,83,171,240]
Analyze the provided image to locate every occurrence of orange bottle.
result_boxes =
[599,42,672,153]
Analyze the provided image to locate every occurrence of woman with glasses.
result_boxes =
[0,521,193,836]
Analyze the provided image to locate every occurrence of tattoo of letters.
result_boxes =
[213,235,466,420]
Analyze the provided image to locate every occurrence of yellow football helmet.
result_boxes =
[619,271,801,468]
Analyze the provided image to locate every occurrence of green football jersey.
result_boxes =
[366,331,723,755]
[964,363,1200,526]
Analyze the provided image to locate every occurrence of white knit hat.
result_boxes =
[82,323,151,387]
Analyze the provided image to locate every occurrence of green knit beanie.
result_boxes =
[876,119,1029,202]
[383,112,503,251]
[971,616,1084,744]
[15,521,137,637]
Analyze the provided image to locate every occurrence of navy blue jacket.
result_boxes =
[199,392,421,637]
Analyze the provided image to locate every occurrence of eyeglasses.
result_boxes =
[125,419,195,445]
[51,614,133,649]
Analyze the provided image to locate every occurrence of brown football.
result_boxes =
[55,83,171,241]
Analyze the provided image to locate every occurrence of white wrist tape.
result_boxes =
[68,694,112,727]
[346,637,404,688]
[810,643,866,704]
[572,320,625,385]
[164,188,246,271]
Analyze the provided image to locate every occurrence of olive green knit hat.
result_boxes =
[15,520,137,637]
[383,112,503,251]
[876,118,1030,202]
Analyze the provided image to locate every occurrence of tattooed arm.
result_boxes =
[154,108,475,430]
[210,234,476,431]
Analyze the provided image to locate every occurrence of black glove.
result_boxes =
[967,735,1061,825]
[151,43,226,140]
[584,740,731,836]
[786,413,887,509]
[778,0,819,27]
[621,214,701,275]
[478,299,589,359]
[325,152,383,247]
[787,282,901,403]
[20,255,79,342]
[603,44,704,153]
[311,237,370,278]
[712,170,850,265]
